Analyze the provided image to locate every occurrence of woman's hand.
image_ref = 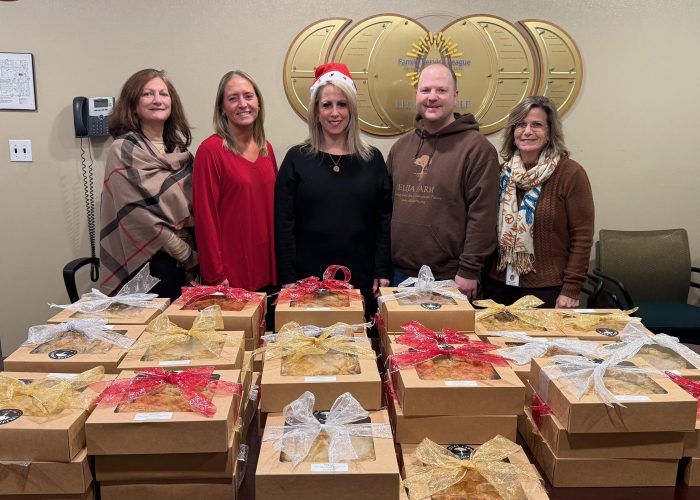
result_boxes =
[282,283,295,289]
[185,250,199,271]
[372,278,390,296]
[555,294,579,308]
[218,278,230,287]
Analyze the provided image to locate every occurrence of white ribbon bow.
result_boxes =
[377,265,467,305]
[491,331,601,366]
[26,318,135,349]
[262,391,392,466]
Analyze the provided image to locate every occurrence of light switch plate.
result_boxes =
[9,140,32,162]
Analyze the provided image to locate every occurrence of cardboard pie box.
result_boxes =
[475,322,564,341]
[256,409,400,500]
[684,419,700,457]
[165,292,266,340]
[630,345,700,378]
[378,287,475,333]
[683,457,700,486]
[387,337,525,417]
[47,298,170,325]
[400,441,547,499]
[556,308,648,341]
[0,371,115,462]
[116,330,244,371]
[85,369,240,455]
[240,371,260,441]
[0,447,92,496]
[3,325,146,374]
[518,407,679,487]
[530,357,698,433]
[385,377,516,444]
[377,322,472,369]
[259,336,381,412]
[100,478,237,500]
[275,289,365,328]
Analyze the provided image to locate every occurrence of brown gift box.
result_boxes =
[378,287,475,333]
[530,357,698,433]
[475,321,564,341]
[388,337,525,417]
[400,441,547,499]
[556,308,648,341]
[275,290,365,328]
[47,298,170,325]
[85,369,240,455]
[0,371,114,462]
[259,335,381,413]
[386,377,516,444]
[3,325,146,374]
[99,479,237,500]
[256,409,400,500]
[164,292,265,340]
[0,448,92,495]
[519,407,679,487]
[683,419,700,457]
[683,457,700,486]
[116,330,244,371]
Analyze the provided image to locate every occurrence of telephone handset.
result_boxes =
[73,96,115,137]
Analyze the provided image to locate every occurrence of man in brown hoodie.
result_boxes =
[386,63,499,300]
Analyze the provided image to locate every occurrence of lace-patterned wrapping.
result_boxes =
[260,320,373,343]
[473,295,557,331]
[0,367,105,417]
[402,435,546,500]
[253,322,376,366]
[139,305,226,359]
[376,265,467,306]
[397,321,474,344]
[25,318,135,350]
[177,283,263,307]
[275,265,362,304]
[262,391,392,466]
[666,372,700,416]
[490,331,600,366]
[389,335,511,373]
[48,264,164,313]
[96,366,241,417]
[555,308,640,331]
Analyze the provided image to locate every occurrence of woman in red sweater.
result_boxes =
[483,96,594,308]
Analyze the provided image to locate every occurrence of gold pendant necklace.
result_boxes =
[327,153,342,173]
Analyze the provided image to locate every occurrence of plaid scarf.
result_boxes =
[99,132,193,295]
[497,151,559,274]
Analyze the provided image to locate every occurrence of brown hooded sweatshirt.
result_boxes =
[387,113,499,281]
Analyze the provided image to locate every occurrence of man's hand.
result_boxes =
[555,295,579,308]
[454,275,478,301]
[373,278,390,296]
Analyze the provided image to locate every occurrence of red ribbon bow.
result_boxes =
[96,366,242,417]
[666,371,700,416]
[276,265,362,303]
[530,392,553,428]
[179,283,262,307]
[389,335,510,372]
[398,321,477,345]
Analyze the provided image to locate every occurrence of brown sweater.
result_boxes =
[488,157,594,298]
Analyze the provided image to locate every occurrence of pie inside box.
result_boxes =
[3,325,146,374]
[556,309,649,341]
[47,298,170,325]
[256,410,400,500]
[378,287,475,333]
[85,369,240,455]
[275,289,365,328]
[0,447,92,495]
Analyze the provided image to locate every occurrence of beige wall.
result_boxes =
[1,0,698,354]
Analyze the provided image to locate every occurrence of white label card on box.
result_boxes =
[133,412,173,421]
[158,360,191,366]
[310,463,349,472]
[305,376,337,382]
[305,307,331,311]
[492,331,528,336]
[505,264,519,287]
[46,373,78,379]
[444,381,478,387]
[614,395,651,402]
[573,309,598,313]
[668,370,682,375]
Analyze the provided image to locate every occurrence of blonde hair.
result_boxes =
[212,70,268,156]
[305,80,372,161]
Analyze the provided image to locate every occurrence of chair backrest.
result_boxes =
[596,228,691,302]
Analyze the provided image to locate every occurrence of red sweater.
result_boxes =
[193,134,277,289]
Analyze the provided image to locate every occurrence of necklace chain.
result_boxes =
[326,153,342,173]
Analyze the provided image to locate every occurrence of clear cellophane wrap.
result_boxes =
[489,331,601,366]
[48,263,164,313]
[176,283,263,310]
[376,265,468,307]
[473,296,558,332]
[396,320,474,344]
[665,372,700,417]
[95,366,241,417]
[24,318,135,352]
[0,366,105,417]
[554,307,639,332]
[275,265,362,304]
[260,320,372,344]
[402,435,546,500]
[138,305,226,360]
[262,391,392,466]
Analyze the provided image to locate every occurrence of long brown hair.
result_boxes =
[109,69,192,151]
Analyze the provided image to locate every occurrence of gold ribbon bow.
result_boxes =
[556,308,639,331]
[473,295,555,331]
[142,305,226,358]
[0,367,104,417]
[403,435,545,500]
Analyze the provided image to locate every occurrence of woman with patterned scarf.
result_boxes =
[99,69,197,300]
[483,96,594,308]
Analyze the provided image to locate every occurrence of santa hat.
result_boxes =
[310,62,356,96]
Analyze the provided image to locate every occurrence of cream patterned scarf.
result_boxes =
[497,151,559,274]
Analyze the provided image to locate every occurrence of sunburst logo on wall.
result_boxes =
[283,14,582,136]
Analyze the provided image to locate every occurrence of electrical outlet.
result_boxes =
[9,140,32,162]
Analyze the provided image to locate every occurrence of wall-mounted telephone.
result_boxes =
[73,96,115,137]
